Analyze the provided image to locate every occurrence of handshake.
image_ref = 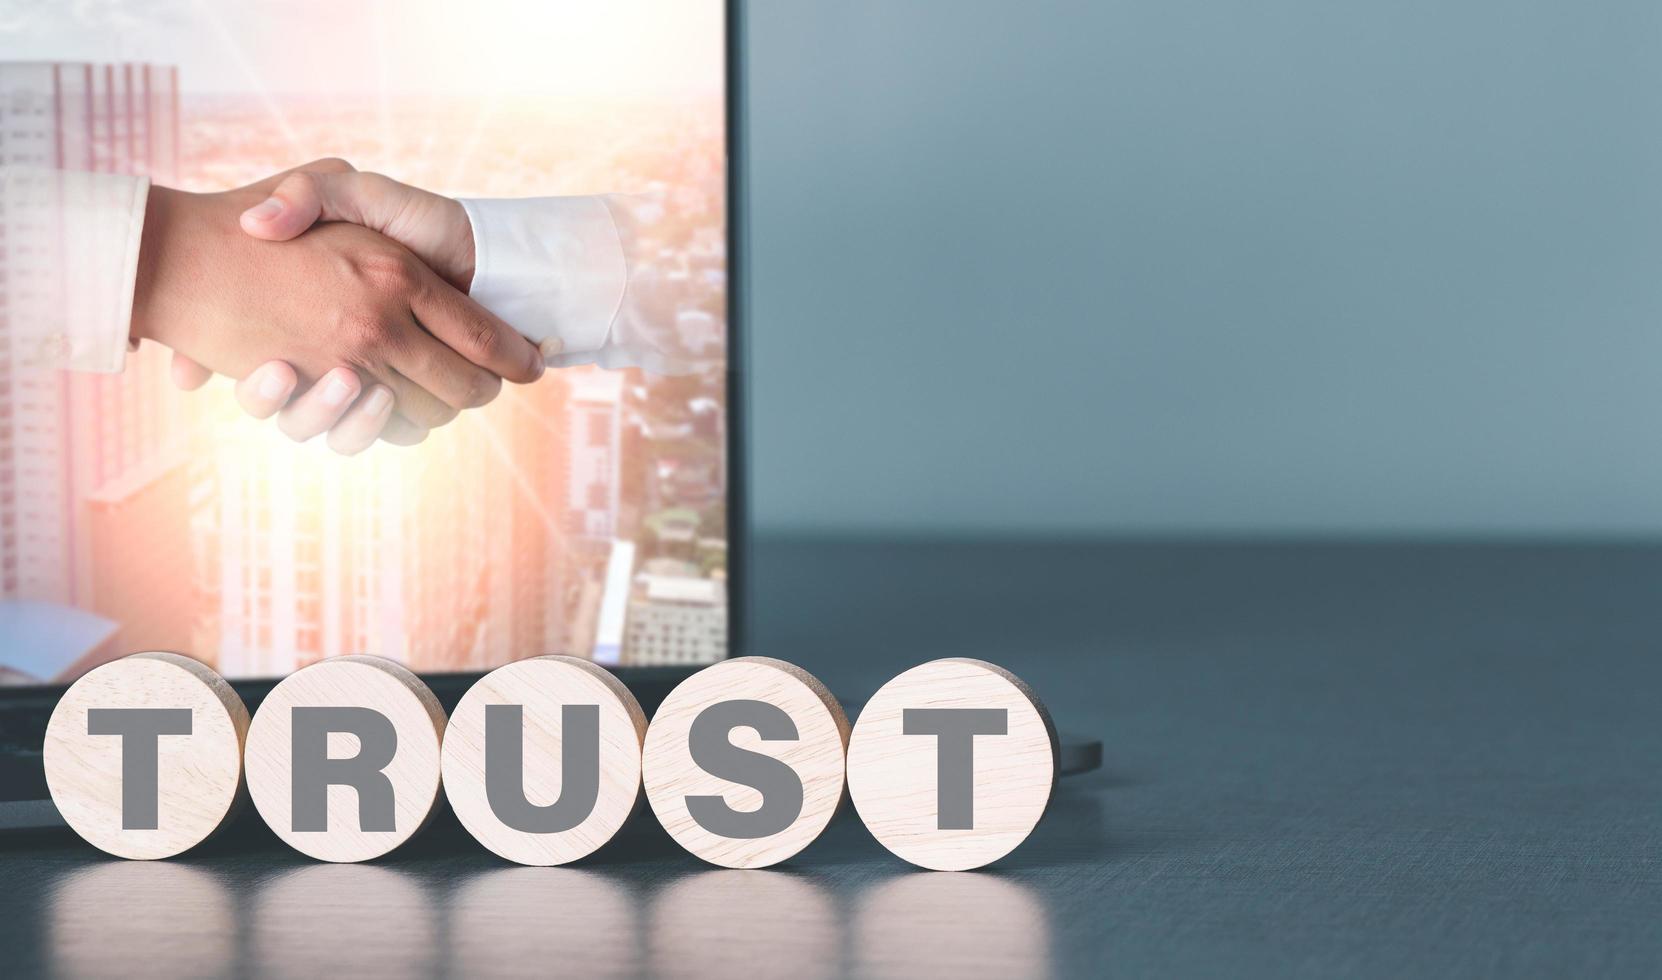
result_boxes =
[134,159,549,454]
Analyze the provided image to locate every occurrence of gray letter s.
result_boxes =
[685,699,804,839]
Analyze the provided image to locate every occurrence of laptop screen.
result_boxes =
[0,2,731,685]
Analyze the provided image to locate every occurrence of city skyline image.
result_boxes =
[0,2,730,684]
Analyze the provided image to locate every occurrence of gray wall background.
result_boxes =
[745,0,1662,536]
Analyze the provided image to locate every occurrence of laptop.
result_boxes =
[0,0,1097,835]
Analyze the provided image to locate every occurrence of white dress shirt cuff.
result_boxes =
[460,195,627,363]
[1,168,148,373]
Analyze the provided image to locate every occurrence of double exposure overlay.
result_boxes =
[0,1,729,683]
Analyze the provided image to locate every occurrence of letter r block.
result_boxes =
[244,655,445,863]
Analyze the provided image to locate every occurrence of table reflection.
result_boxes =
[45,851,1054,979]
[50,862,235,979]
[449,867,638,978]
[250,865,439,979]
[854,873,1051,980]
[650,870,840,980]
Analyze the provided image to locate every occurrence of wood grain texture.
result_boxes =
[846,658,1056,870]
[442,656,647,865]
[244,655,445,863]
[642,657,849,868]
[43,652,248,860]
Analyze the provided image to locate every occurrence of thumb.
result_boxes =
[238,170,352,241]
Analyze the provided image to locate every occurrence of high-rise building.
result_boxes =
[83,448,196,656]
[568,370,624,541]
[0,62,181,177]
[0,63,183,667]
[201,375,579,677]
[622,572,727,666]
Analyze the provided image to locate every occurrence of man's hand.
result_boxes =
[240,168,582,361]
[164,160,425,450]
[138,162,543,451]
[239,168,476,291]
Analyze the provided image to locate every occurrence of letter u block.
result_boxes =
[442,656,647,865]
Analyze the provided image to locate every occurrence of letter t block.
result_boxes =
[44,652,249,859]
[847,659,1057,870]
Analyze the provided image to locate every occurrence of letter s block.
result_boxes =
[642,657,848,868]
[244,655,445,862]
[847,659,1057,870]
[44,652,249,859]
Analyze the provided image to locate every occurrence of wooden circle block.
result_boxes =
[642,657,849,868]
[44,652,249,860]
[244,655,446,863]
[846,658,1057,870]
[442,656,648,865]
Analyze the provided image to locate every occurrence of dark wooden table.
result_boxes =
[5,539,1661,978]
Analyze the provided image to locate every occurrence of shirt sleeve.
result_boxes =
[459,193,720,375]
[0,167,148,373]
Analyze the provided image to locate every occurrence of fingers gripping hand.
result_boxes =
[165,159,398,455]
[235,163,545,417]
[239,170,478,291]
[257,366,395,453]
[151,157,537,453]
